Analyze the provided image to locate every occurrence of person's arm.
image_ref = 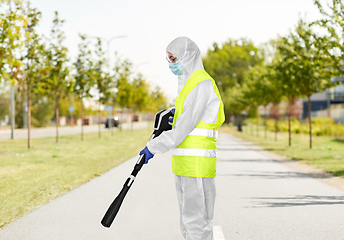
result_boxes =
[147,80,213,154]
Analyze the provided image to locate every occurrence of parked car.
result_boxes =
[105,116,120,128]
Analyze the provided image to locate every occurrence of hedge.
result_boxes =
[243,117,344,137]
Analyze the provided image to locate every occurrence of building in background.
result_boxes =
[302,76,344,123]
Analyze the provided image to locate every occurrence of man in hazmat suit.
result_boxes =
[140,36,225,240]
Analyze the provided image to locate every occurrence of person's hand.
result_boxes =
[168,107,175,125]
[139,146,154,164]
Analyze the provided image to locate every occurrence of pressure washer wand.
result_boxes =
[101,153,145,228]
[101,108,174,228]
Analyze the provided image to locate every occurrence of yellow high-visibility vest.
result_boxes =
[172,69,225,178]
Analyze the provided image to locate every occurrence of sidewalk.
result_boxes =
[0,121,149,141]
[0,131,344,239]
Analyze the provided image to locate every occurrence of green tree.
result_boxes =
[254,67,276,138]
[203,38,264,89]
[288,19,335,148]
[20,2,48,148]
[0,0,25,85]
[130,73,150,130]
[224,85,246,129]
[0,84,10,120]
[30,94,55,127]
[114,56,133,127]
[203,38,264,121]
[44,11,71,143]
[58,93,82,122]
[94,37,112,137]
[57,91,70,117]
[131,74,150,113]
[242,65,271,136]
[14,92,54,128]
[274,37,303,146]
[14,91,25,128]
[0,0,26,135]
[265,63,284,141]
[313,0,344,77]
[149,85,168,113]
[73,34,95,140]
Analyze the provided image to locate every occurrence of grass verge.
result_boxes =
[0,127,152,228]
[220,125,344,178]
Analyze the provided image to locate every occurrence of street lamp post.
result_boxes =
[106,35,127,73]
[90,35,127,74]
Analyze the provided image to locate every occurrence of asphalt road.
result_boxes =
[0,122,149,141]
[0,131,344,239]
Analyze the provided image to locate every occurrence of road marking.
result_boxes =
[214,226,225,240]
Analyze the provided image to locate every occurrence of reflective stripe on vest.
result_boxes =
[171,69,225,178]
[189,128,218,139]
[172,148,217,157]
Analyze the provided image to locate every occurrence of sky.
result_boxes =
[29,0,325,103]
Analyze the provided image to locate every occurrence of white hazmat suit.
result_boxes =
[147,37,221,240]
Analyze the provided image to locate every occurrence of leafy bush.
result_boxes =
[248,117,344,137]
[243,117,265,126]
[266,119,276,131]
[311,117,335,125]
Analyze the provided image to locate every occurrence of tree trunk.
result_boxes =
[275,118,278,141]
[308,96,312,149]
[237,114,242,132]
[111,108,114,136]
[55,94,59,143]
[256,119,258,136]
[81,100,84,141]
[120,111,123,132]
[256,109,259,137]
[288,115,291,146]
[98,101,101,138]
[264,105,267,139]
[27,85,31,149]
[131,112,134,133]
[10,85,15,140]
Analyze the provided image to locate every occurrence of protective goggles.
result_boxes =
[166,56,177,63]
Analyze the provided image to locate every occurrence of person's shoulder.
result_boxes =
[197,79,213,88]
[193,80,214,97]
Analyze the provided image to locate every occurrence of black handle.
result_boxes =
[100,154,145,228]
[101,108,173,228]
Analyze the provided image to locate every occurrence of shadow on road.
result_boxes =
[217,143,257,146]
[217,148,286,151]
[217,170,333,179]
[218,158,287,163]
[245,195,344,208]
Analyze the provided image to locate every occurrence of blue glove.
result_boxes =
[168,107,175,125]
[140,146,154,164]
